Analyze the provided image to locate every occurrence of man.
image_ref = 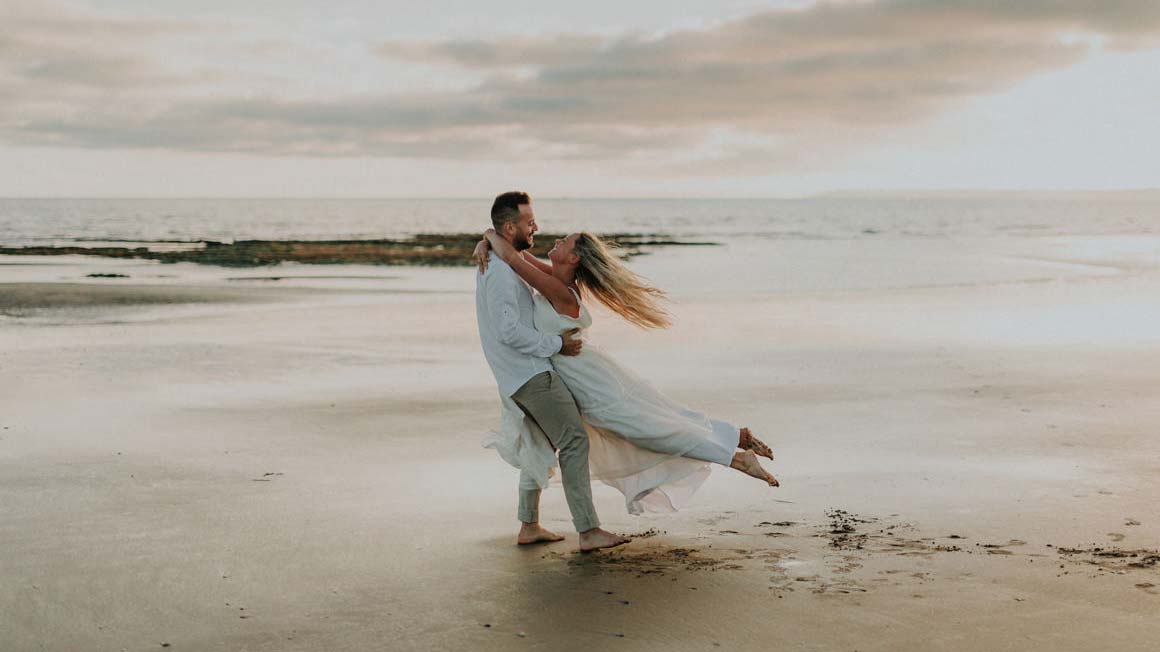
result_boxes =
[475,191,629,552]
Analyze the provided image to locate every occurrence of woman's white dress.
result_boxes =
[484,289,738,515]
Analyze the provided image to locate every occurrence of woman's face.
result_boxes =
[548,233,581,266]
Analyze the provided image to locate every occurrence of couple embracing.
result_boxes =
[474,191,778,552]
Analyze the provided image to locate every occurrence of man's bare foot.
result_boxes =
[739,427,775,461]
[730,450,779,486]
[579,528,631,552]
[517,522,565,545]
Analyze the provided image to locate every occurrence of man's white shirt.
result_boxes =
[476,252,562,397]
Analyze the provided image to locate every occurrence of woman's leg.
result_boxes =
[682,437,778,486]
[682,437,735,466]
[682,429,778,486]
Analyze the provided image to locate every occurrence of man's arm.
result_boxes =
[484,269,563,358]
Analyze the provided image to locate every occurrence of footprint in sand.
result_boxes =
[1135,583,1157,595]
[698,512,735,527]
[1108,532,1126,542]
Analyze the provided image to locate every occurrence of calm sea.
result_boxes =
[1,197,1158,247]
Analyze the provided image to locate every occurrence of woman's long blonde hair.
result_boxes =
[573,232,671,329]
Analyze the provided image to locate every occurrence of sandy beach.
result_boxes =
[2,235,1159,651]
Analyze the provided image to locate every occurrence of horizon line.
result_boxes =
[2,188,1159,201]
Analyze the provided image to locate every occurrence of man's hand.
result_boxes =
[559,328,583,356]
[472,239,490,274]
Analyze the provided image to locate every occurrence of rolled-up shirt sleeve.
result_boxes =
[486,270,562,357]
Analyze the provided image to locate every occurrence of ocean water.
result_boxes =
[1,196,1158,246]
[2,197,1159,300]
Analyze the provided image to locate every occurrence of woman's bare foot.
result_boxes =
[738,427,775,461]
[579,528,631,552]
[730,450,779,486]
[517,522,566,545]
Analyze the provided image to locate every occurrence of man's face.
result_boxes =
[510,203,538,251]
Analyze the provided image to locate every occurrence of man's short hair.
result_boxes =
[491,191,530,230]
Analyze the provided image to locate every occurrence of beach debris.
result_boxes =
[1125,518,1141,526]
[553,544,754,576]
[1056,546,1160,571]
[552,510,1155,599]
[251,472,284,482]
[977,539,1026,555]
[86,273,129,278]
[822,509,877,550]
[622,528,663,538]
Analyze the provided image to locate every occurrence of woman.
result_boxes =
[475,230,778,515]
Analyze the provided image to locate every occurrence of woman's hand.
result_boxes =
[472,238,491,274]
[483,228,518,264]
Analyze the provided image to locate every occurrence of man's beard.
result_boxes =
[513,234,532,251]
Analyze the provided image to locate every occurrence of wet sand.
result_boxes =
[2,238,1159,651]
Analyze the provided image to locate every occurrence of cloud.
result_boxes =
[377,35,608,70]
[3,0,1160,172]
[0,1,208,90]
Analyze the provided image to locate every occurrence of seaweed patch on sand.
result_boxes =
[531,510,1158,600]
[1055,546,1160,571]
[545,545,777,578]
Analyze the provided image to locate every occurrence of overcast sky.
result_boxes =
[2,0,1158,197]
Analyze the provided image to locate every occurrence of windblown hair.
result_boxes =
[491,191,530,230]
[573,232,671,329]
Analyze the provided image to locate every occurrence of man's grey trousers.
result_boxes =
[510,371,600,532]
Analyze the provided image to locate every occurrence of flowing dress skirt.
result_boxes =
[485,292,738,515]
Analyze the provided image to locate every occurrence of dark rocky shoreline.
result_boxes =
[0,233,717,267]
